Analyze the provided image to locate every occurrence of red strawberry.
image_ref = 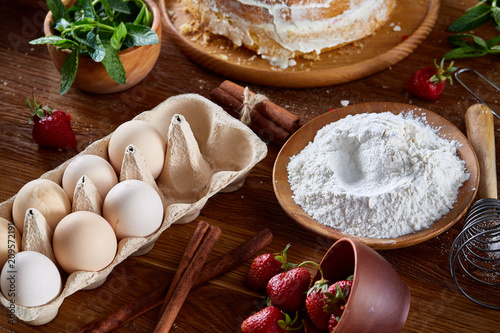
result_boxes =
[405,58,457,101]
[324,276,353,318]
[328,314,340,332]
[241,306,300,333]
[246,244,294,291]
[305,285,330,331]
[305,264,330,331]
[27,96,76,150]
[267,267,311,313]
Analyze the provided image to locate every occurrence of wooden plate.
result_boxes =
[159,0,439,87]
[272,102,479,250]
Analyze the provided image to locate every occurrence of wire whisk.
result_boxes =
[449,199,500,309]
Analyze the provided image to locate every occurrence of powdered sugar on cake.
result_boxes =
[184,0,396,68]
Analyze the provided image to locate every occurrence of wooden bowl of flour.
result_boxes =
[273,102,479,250]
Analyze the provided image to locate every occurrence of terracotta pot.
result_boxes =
[43,0,161,94]
[307,238,411,333]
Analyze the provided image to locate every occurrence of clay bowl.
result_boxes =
[43,0,161,94]
[306,238,410,333]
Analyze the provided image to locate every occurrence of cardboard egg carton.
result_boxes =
[0,94,268,325]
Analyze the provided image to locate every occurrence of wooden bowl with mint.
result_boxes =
[33,0,161,94]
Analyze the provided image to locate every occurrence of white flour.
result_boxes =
[287,111,470,238]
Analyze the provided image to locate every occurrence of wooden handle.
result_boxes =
[465,104,497,199]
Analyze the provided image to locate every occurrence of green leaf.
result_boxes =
[444,45,489,59]
[131,0,152,26]
[76,0,97,20]
[133,4,146,25]
[470,34,489,49]
[487,34,500,47]
[143,5,152,27]
[87,28,106,62]
[98,0,115,20]
[101,42,126,84]
[492,6,500,26]
[108,0,131,14]
[46,0,69,22]
[53,18,72,35]
[60,49,79,95]
[29,35,80,49]
[448,33,487,48]
[110,22,127,51]
[448,5,493,32]
[123,23,158,47]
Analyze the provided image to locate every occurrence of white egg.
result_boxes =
[103,179,164,240]
[62,154,118,202]
[12,179,71,233]
[107,120,166,179]
[53,211,118,274]
[1,251,61,307]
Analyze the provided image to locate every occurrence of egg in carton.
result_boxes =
[0,94,268,325]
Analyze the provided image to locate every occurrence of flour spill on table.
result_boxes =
[287,111,470,238]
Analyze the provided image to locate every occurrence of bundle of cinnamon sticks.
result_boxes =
[210,80,301,146]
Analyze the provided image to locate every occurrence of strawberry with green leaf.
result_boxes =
[267,266,311,313]
[240,305,302,333]
[305,263,330,331]
[323,276,353,318]
[27,96,76,150]
[246,244,296,291]
[405,58,458,101]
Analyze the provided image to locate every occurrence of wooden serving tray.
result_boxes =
[160,0,439,87]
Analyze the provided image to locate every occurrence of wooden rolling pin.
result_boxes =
[465,103,497,199]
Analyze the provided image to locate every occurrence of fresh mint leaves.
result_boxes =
[30,0,159,95]
[445,33,500,59]
[445,1,500,60]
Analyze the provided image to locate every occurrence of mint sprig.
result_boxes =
[444,33,500,59]
[445,1,500,60]
[29,0,159,95]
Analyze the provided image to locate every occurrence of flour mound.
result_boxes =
[287,112,470,238]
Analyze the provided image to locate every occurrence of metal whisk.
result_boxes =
[449,104,500,309]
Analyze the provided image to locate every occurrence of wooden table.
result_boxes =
[1,0,499,332]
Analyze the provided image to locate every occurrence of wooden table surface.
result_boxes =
[1,0,499,332]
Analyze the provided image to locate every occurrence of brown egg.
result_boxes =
[53,211,117,274]
[0,217,20,268]
[62,154,118,202]
[107,120,166,179]
[12,179,71,233]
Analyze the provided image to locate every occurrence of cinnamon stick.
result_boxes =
[210,87,290,146]
[154,225,221,332]
[158,221,209,316]
[75,228,273,333]
[219,80,300,133]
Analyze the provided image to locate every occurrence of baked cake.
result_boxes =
[184,0,397,68]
